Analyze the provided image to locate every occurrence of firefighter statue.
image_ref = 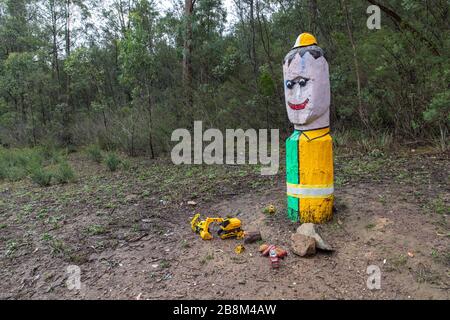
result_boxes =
[283,33,334,223]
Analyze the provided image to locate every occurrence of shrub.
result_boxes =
[6,166,27,181]
[87,145,103,163]
[30,167,52,186]
[0,147,42,181]
[38,143,60,164]
[105,152,121,172]
[121,159,131,170]
[0,164,5,180]
[0,162,26,181]
[54,161,76,184]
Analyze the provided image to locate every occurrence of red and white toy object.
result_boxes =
[269,247,280,269]
[261,244,288,269]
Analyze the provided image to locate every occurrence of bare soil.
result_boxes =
[0,148,449,299]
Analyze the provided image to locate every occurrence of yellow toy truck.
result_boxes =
[190,213,244,240]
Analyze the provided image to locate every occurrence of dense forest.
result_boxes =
[1,0,450,301]
[0,0,448,157]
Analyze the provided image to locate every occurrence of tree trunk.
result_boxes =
[50,0,61,86]
[341,0,369,130]
[130,119,135,157]
[63,0,72,145]
[255,3,284,108]
[309,0,318,35]
[146,85,155,159]
[249,0,258,79]
[183,0,195,126]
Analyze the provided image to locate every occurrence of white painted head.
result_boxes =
[283,37,330,130]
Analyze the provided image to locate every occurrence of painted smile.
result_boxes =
[288,99,309,110]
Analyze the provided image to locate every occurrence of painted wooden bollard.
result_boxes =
[283,33,334,223]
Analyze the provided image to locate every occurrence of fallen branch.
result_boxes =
[127,233,149,243]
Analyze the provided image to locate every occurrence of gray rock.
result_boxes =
[290,233,316,257]
[296,223,333,251]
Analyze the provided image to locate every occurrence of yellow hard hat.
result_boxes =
[293,33,317,48]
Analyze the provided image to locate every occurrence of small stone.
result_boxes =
[244,231,262,244]
[187,201,197,206]
[290,233,316,257]
[296,223,333,251]
[125,194,138,202]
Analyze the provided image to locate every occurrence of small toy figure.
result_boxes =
[269,247,280,269]
[259,244,288,269]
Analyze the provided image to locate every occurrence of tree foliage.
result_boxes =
[0,0,448,154]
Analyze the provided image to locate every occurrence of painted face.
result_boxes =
[283,50,330,129]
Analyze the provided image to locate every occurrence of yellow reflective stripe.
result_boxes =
[287,192,334,199]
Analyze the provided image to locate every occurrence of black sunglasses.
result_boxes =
[285,78,309,89]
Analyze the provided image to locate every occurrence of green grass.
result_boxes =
[86,224,107,235]
[415,263,441,284]
[391,254,408,269]
[121,159,131,171]
[30,167,52,187]
[0,146,76,185]
[429,197,448,215]
[86,144,103,163]
[0,147,42,181]
[431,249,450,266]
[378,194,387,205]
[200,253,214,265]
[5,240,18,257]
[431,249,439,260]
[365,223,376,230]
[36,208,49,220]
[105,152,121,172]
[159,259,171,269]
[54,161,76,184]
[334,175,348,187]
[180,239,190,249]
[41,233,53,242]
[49,239,67,256]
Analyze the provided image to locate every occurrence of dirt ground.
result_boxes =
[0,148,449,299]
